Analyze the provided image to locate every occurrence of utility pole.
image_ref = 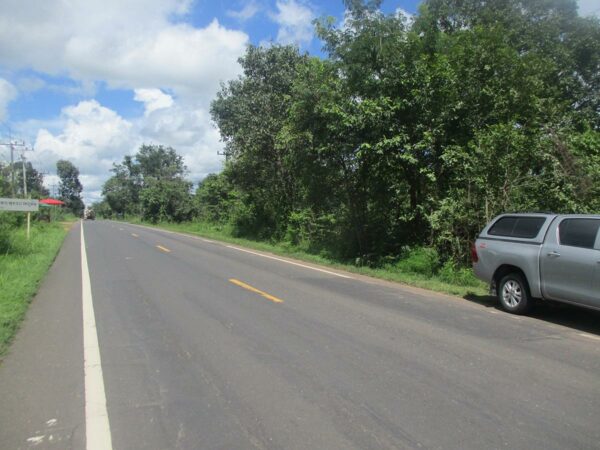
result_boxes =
[18,145,33,197]
[0,134,26,197]
[22,154,27,196]
[1,126,34,239]
[22,154,31,239]
[19,146,34,239]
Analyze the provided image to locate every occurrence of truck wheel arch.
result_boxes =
[493,264,534,314]
[493,265,532,296]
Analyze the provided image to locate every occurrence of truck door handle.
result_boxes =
[547,251,561,257]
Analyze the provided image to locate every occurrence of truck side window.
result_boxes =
[559,219,600,249]
[488,216,545,238]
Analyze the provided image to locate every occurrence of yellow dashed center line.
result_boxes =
[156,245,171,253]
[229,279,283,304]
[131,233,139,237]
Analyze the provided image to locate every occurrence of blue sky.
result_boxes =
[0,0,595,203]
[4,0,419,123]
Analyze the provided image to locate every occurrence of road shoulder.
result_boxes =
[0,222,85,449]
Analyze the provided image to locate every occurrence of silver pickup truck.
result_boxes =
[472,213,600,314]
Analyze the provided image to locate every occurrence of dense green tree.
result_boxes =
[194,172,240,224]
[312,7,423,257]
[0,162,12,197]
[90,200,112,219]
[136,145,186,181]
[102,175,132,217]
[411,0,600,260]
[134,145,192,223]
[140,178,194,223]
[309,0,600,261]
[101,145,193,223]
[211,45,309,238]
[102,155,143,217]
[56,160,84,216]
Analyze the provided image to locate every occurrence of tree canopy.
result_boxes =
[102,144,193,223]
[57,160,84,216]
[100,0,600,266]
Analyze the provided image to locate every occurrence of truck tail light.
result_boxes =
[470,242,479,263]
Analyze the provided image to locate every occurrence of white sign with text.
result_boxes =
[0,198,39,212]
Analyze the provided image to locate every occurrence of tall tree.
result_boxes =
[102,157,142,217]
[136,144,186,181]
[57,160,84,216]
[134,145,191,222]
[101,145,193,223]
[195,173,239,224]
[211,45,309,238]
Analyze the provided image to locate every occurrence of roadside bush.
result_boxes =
[395,247,440,277]
[284,209,340,254]
[0,223,11,254]
[195,173,239,223]
[141,179,194,223]
[0,213,23,254]
[437,261,481,287]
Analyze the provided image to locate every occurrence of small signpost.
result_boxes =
[0,198,39,239]
[0,198,39,212]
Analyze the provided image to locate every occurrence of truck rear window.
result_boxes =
[488,216,546,238]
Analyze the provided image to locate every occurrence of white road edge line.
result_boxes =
[123,221,351,279]
[225,245,352,279]
[577,333,600,341]
[125,223,175,234]
[81,222,113,450]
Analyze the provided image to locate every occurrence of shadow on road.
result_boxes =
[464,294,600,336]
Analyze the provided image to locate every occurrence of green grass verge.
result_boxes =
[123,218,488,298]
[0,222,70,357]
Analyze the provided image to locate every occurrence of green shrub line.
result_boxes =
[122,218,488,298]
[0,222,69,358]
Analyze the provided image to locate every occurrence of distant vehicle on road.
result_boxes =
[472,213,600,314]
[84,209,95,220]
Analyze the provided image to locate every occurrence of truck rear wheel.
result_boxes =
[498,273,533,314]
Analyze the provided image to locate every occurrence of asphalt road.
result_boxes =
[1,220,599,449]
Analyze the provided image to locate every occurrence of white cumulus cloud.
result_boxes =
[132,95,223,185]
[0,78,17,122]
[270,0,315,46]
[227,1,261,21]
[32,100,137,201]
[134,88,175,116]
[0,1,248,99]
